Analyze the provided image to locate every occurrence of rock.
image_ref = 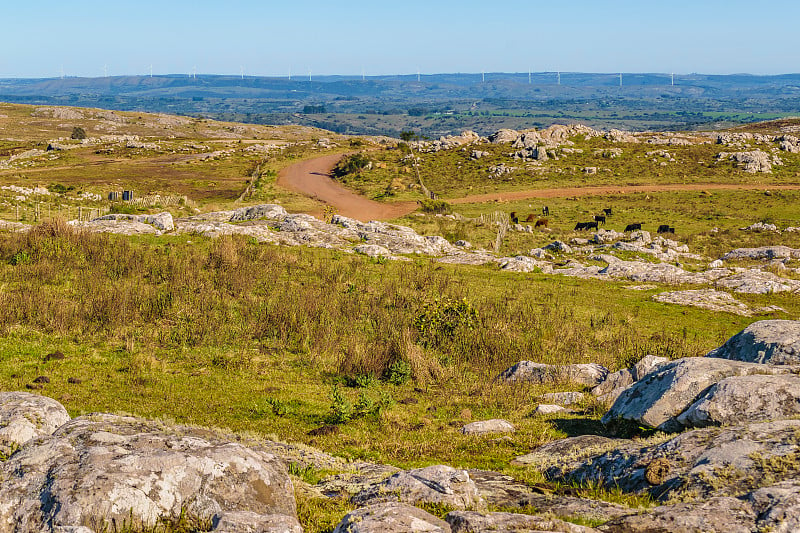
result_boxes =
[653,289,755,316]
[709,259,724,268]
[739,221,780,232]
[723,245,800,260]
[603,497,757,532]
[0,414,300,531]
[539,391,584,406]
[713,269,800,294]
[446,511,598,532]
[747,480,800,532]
[582,167,597,175]
[601,357,789,431]
[632,354,669,380]
[212,511,303,532]
[591,229,623,244]
[332,502,451,533]
[353,244,395,259]
[720,150,775,173]
[90,212,174,232]
[707,320,800,365]
[676,373,800,428]
[351,465,484,510]
[591,369,634,404]
[460,419,515,436]
[0,391,70,457]
[228,204,289,222]
[525,419,800,503]
[499,361,608,387]
[142,212,174,231]
[499,255,551,273]
[534,404,567,415]
[488,129,519,144]
[544,240,572,254]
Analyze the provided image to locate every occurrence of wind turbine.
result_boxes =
[104,64,107,78]
[240,65,244,80]
[308,69,312,82]
[557,71,561,85]
[149,65,153,78]
[193,66,197,79]
[60,64,64,79]
[619,73,623,87]
[482,70,485,83]
[361,67,365,82]
[528,70,531,84]
[671,72,675,86]
[417,68,420,82]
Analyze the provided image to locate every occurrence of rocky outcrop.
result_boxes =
[446,511,598,532]
[460,419,515,436]
[499,362,608,387]
[351,465,484,510]
[0,392,70,457]
[0,413,300,532]
[81,212,174,232]
[333,503,450,533]
[706,320,800,365]
[723,245,800,260]
[653,289,756,316]
[718,150,778,173]
[601,357,789,431]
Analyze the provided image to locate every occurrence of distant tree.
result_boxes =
[70,126,86,140]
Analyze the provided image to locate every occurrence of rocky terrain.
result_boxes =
[52,203,800,317]
[2,319,800,531]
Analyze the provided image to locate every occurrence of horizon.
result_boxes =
[3,1,799,79]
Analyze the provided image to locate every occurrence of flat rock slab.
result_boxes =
[601,356,789,431]
[538,391,584,406]
[604,496,757,533]
[653,289,755,316]
[0,414,299,532]
[351,465,484,510]
[461,419,515,436]
[332,502,451,533]
[500,361,608,387]
[0,391,70,457]
[706,319,800,365]
[446,511,599,532]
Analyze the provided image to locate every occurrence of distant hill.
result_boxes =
[1,73,799,136]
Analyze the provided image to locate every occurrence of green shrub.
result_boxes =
[417,198,452,214]
[384,359,412,385]
[332,153,371,178]
[70,126,87,140]
[413,297,479,348]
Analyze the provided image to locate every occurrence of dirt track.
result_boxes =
[277,154,800,220]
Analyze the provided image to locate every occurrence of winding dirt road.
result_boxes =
[277,153,800,220]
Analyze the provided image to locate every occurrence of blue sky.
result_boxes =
[2,0,797,78]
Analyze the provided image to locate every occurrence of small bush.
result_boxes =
[413,297,479,348]
[384,359,412,385]
[70,126,87,140]
[417,198,452,214]
[332,153,371,178]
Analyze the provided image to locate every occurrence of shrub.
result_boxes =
[417,199,452,214]
[384,359,412,385]
[332,153,371,178]
[413,297,479,349]
[70,126,87,140]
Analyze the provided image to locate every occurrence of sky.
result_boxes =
[1,0,798,79]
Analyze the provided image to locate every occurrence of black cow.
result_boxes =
[594,215,606,225]
[510,212,519,224]
[575,221,598,231]
[658,225,675,234]
[624,223,642,232]
[542,206,550,216]
[603,208,613,216]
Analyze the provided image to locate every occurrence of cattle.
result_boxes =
[624,223,642,232]
[542,206,550,216]
[534,218,549,229]
[594,215,606,225]
[574,221,598,231]
[510,211,519,224]
[603,208,613,216]
[525,213,537,222]
[658,225,675,234]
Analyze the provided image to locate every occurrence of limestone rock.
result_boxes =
[603,497,757,532]
[632,354,670,381]
[460,419,515,436]
[538,391,584,406]
[212,511,303,532]
[332,502,451,533]
[488,129,519,144]
[0,392,70,457]
[601,357,789,431]
[446,511,598,532]
[720,150,775,173]
[723,245,800,260]
[653,289,754,316]
[533,404,567,415]
[706,320,800,365]
[499,361,608,387]
[0,414,299,531]
[228,204,288,222]
[351,465,484,510]
[676,373,800,427]
[747,481,800,532]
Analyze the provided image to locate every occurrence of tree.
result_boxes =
[70,126,86,140]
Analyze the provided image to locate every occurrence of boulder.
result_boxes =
[211,511,303,532]
[603,497,757,532]
[632,354,670,380]
[706,320,800,365]
[527,420,800,503]
[332,502,450,533]
[0,414,299,531]
[460,419,515,436]
[351,465,484,510]
[488,129,519,144]
[446,511,598,532]
[538,391,584,406]
[676,373,800,428]
[653,289,754,316]
[0,391,70,457]
[722,246,800,260]
[533,404,567,415]
[499,362,608,387]
[601,357,789,431]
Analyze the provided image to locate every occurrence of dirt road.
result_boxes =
[277,153,800,220]
[276,153,416,220]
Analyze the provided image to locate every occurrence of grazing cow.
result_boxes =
[542,206,550,216]
[658,225,675,234]
[594,215,606,225]
[575,221,598,231]
[603,208,613,216]
[624,223,642,232]
[574,222,587,231]
[585,221,598,230]
[525,213,537,222]
[510,211,519,224]
[534,218,549,229]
